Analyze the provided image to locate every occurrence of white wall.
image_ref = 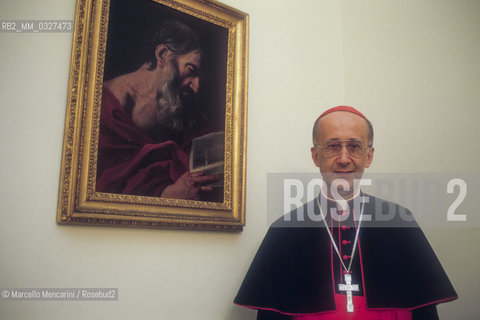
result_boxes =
[341,2,480,318]
[0,0,478,319]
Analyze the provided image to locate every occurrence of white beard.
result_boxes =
[155,62,184,132]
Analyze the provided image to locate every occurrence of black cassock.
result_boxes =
[234,194,457,320]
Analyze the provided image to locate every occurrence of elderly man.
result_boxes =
[235,106,457,319]
[96,20,218,200]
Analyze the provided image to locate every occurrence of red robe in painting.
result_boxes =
[96,87,192,196]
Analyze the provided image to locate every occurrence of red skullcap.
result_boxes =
[319,106,367,120]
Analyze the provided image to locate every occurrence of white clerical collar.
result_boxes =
[320,187,361,211]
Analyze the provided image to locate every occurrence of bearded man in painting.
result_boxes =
[96,19,218,200]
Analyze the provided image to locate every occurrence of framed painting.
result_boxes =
[57,0,248,231]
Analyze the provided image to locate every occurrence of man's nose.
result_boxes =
[189,77,199,94]
[337,146,351,164]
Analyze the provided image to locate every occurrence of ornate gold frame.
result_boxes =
[57,0,248,231]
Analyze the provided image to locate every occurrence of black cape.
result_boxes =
[234,194,457,319]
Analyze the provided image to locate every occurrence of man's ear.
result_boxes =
[364,147,374,168]
[311,146,320,167]
[155,44,171,67]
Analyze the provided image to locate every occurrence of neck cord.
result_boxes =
[320,187,360,211]
[320,188,361,203]
[316,195,365,273]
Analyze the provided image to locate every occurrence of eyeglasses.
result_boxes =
[314,140,371,158]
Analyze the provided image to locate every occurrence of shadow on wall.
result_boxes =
[225,304,257,320]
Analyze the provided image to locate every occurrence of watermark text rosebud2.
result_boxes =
[266,173,477,228]
[283,178,372,222]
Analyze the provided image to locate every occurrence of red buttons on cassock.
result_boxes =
[343,255,351,260]
[342,240,351,245]
[341,225,350,230]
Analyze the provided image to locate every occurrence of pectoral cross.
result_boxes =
[338,273,359,312]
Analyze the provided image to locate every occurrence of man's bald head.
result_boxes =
[312,106,374,146]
